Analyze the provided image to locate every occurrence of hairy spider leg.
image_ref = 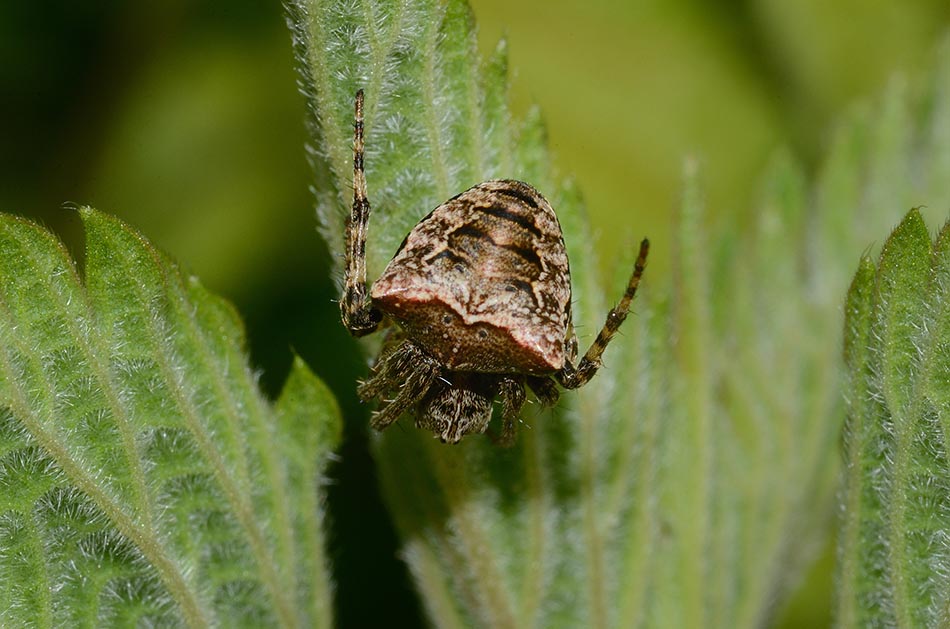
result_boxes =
[557,238,649,389]
[526,375,560,407]
[359,342,441,430]
[494,377,527,447]
[341,89,383,336]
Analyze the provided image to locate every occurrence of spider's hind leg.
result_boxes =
[557,238,649,389]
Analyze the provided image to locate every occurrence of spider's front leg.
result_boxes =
[557,238,649,389]
[341,89,383,337]
[361,341,441,430]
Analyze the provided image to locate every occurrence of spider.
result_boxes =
[341,89,649,445]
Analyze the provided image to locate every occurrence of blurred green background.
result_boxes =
[2,1,948,627]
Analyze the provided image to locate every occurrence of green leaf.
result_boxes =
[0,210,340,627]
[291,1,950,627]
[829,36,950,629]
[837,211,950,627]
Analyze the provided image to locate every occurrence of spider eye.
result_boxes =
[442,314,452,325]
[477,328,488,339]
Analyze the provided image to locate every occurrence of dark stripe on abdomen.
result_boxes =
[499,242,543,268]
[451,224,495,243]
[475,205,543,237]
[451,224,539,262]
[495,186,541,211]
[429,248,470,269]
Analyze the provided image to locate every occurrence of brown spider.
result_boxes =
[341,89,649,445]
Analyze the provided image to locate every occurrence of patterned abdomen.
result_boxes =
[371,180,572,375]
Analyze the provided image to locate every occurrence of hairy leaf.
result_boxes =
[837,211,950,627]
[291,0,950,626]
[0,210,340,627]
[830,34,950,629]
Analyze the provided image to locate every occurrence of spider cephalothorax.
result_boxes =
[341,89,649,445]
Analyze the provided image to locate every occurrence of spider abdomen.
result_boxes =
[371,179,572,374]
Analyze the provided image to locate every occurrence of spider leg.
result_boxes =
[526,376,559,407]
[557,238,649,389]
[361,342,441,431]
[341,89,383,337]
[357,339,405,402]
[490,376,526,447]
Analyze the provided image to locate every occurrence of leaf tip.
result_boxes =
[878,207,932,270]
[279,355,343,453]
[843,254,877,360]
[492,34,509,61]
[76,205,97,219]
